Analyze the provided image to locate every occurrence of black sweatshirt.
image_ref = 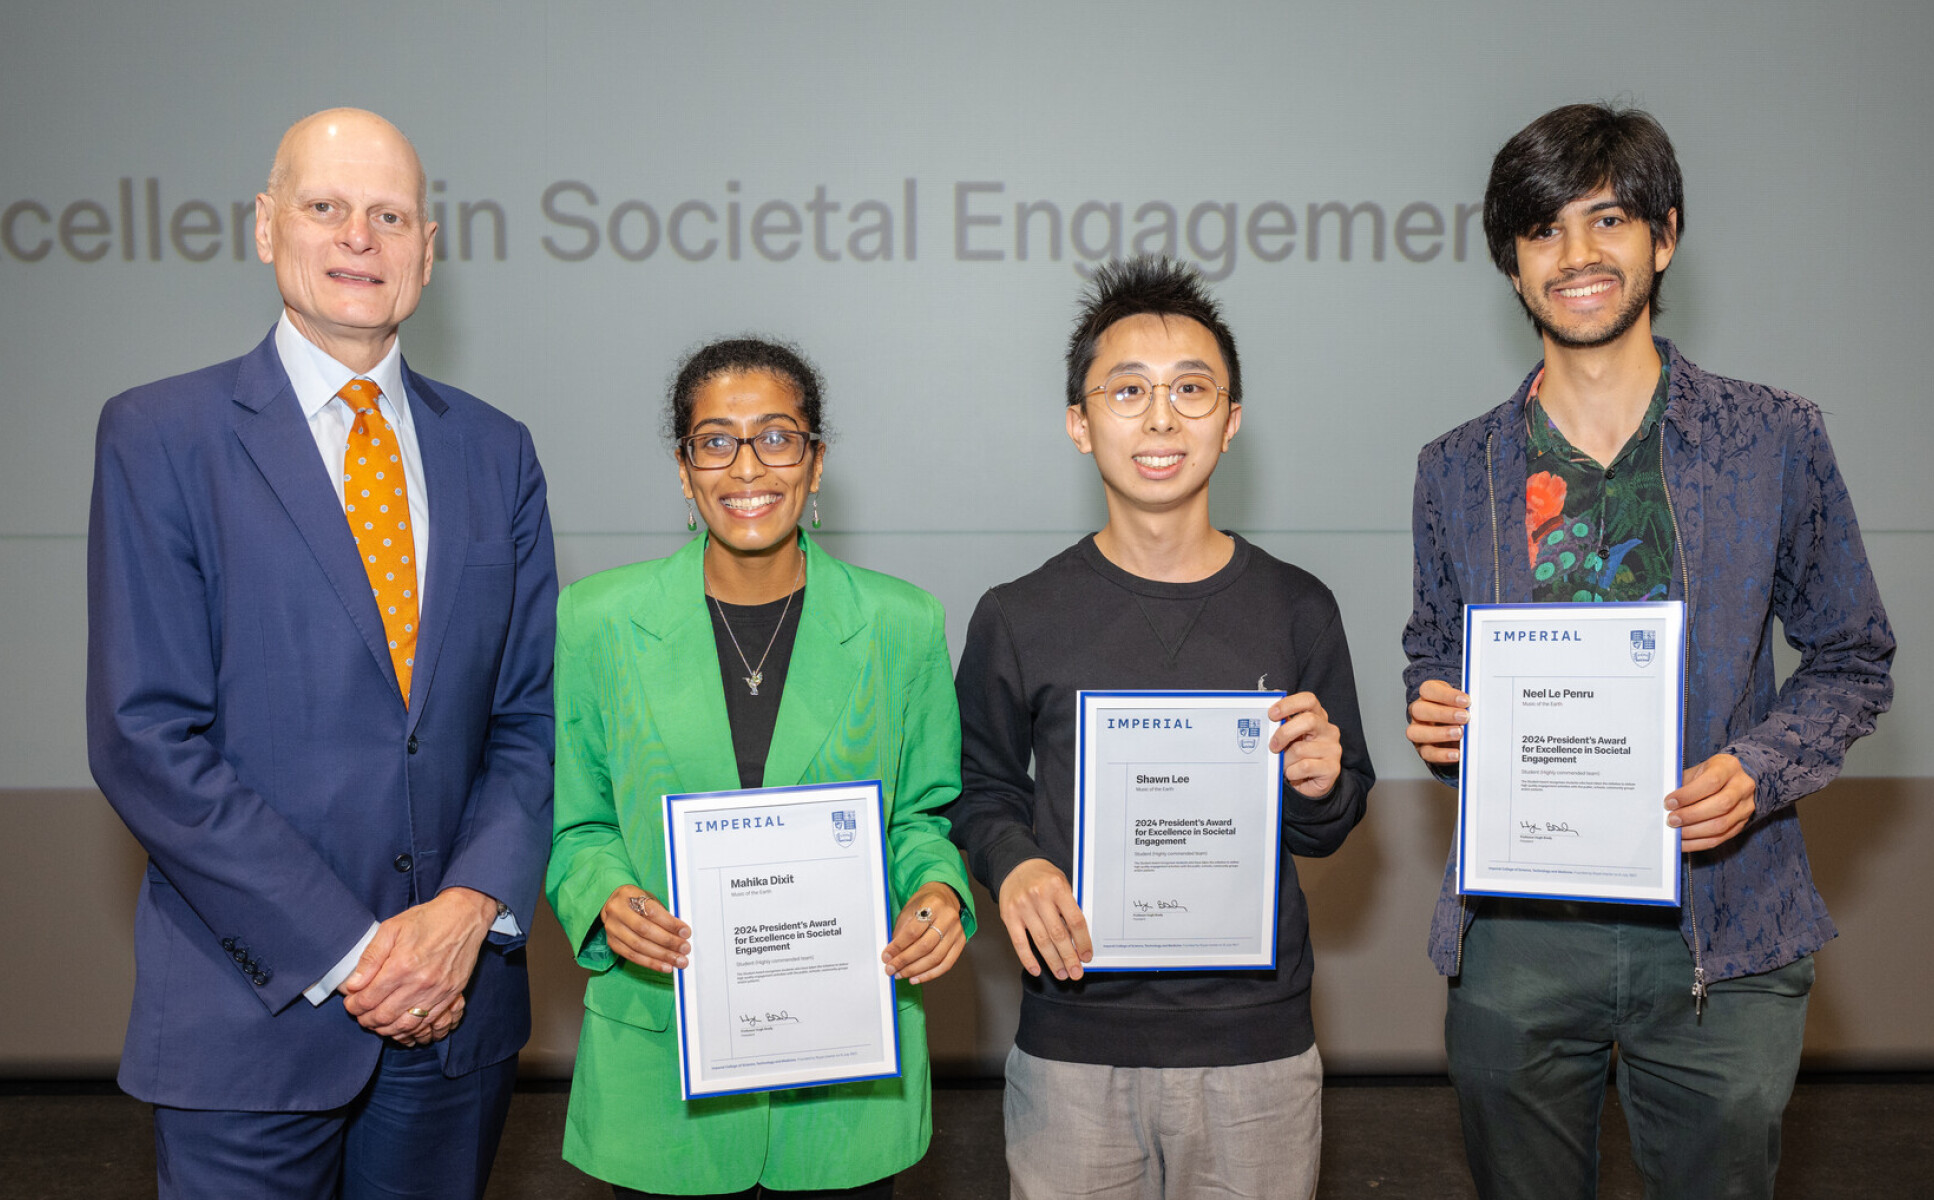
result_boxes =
[948,534,1374,1068]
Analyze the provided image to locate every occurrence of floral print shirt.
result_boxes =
[1524,362,1674,603]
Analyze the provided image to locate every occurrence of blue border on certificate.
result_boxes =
[663,779,902,1099]
[1075,689,1287,972]
[1457,601,1685,907]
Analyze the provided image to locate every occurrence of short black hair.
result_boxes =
[1065,257,1241,408]
[665,336,827,443]
[1483,102,1684,310]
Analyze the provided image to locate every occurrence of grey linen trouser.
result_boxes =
[1003,1043,1322,1200]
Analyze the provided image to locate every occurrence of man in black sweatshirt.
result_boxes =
[949,257,1375,1199]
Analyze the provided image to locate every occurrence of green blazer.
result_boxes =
[547,533,975,1193]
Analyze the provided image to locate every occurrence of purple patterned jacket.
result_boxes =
[1404,340,1894,982]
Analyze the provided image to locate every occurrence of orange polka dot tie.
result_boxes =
[339,379,418,706]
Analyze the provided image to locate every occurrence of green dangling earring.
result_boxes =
[811,493,821,530]
[686,499,698,532]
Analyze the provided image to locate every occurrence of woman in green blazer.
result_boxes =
[547,338,975,1198]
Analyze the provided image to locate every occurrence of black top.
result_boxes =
[948,534,1374,1068]
[708,586,806,790]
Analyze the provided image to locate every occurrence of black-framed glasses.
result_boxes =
[678,428,820,470]
[1084,372,1229,419]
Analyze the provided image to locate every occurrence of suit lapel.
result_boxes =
[1660,344,1704,609]
[632,538,741,796]
[404,367,462,732]
[229,333,402,699]
[1486,401,1539,605]
[763,534,868,788]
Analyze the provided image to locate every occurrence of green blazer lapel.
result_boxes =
[629,537,739,797]
[764,533,869,788]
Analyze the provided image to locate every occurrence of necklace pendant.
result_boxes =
[745,671,763,696]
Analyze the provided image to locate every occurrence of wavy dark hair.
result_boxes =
[1064,257,1241,409]
[1483,102,1684,313]
[665,336,827,444]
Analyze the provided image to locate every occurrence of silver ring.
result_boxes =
[915,906,935,924]
[628,895,649,916]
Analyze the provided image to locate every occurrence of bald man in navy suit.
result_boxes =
[86,108,556,1199]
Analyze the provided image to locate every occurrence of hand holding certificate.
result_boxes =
[662,781,900,1100]
[881,879,967,984]
[597,886,691,974]
[1457,602,1686,905]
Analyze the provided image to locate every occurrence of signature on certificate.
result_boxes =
[1518,819,1582,838]
[1131,898,1191,914]
[738,1010,802,1028]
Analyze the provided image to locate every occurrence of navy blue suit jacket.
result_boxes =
[86,329,557,1111]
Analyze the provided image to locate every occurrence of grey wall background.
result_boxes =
[2,1,1929,1075]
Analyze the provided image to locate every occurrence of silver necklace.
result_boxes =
[708,556,804,696]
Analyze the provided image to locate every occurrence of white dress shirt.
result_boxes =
[271,316,519,1006]
[275,314,430,601]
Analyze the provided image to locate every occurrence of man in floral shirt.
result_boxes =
[1403,104,1894,1200]
[1525,360,1672,603]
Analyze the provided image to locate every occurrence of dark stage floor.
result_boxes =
[1,1077,1928,1198]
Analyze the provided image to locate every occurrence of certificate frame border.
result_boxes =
[663,778,902,1101]
[1074,689,1287,972]
[1456,601,1686,907]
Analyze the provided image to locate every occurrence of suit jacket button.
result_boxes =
[251,973,268,986]
[394,854,413,873]
[256,966,272,983]
[407,736,418,755]
[221,937,236,952]
[232,949,248,964]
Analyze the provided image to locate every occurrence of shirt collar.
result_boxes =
[274,312,408,419]
[1499,337,1691,445]
[1523,358,1670,467]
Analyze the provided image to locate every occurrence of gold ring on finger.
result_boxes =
[408,1007,431,1019]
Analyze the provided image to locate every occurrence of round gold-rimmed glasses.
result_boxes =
[1084,372,1228,419]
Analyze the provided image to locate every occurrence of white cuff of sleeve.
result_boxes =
[305,922,380,1006]
[491,907,521,938]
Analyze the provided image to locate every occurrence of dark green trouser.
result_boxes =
[1446,898,1813,1200]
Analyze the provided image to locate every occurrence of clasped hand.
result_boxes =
[339,886,497,1047]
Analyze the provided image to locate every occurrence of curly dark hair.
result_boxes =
[665,336,827,444]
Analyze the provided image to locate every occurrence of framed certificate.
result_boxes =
[662,780,900,1099]
[1458,601,1686,905]
[1074,690,1285,970]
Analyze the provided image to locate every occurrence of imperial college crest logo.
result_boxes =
[831,809,857,847]
[1629,629,1657,667]
[1236,717,1262,754]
